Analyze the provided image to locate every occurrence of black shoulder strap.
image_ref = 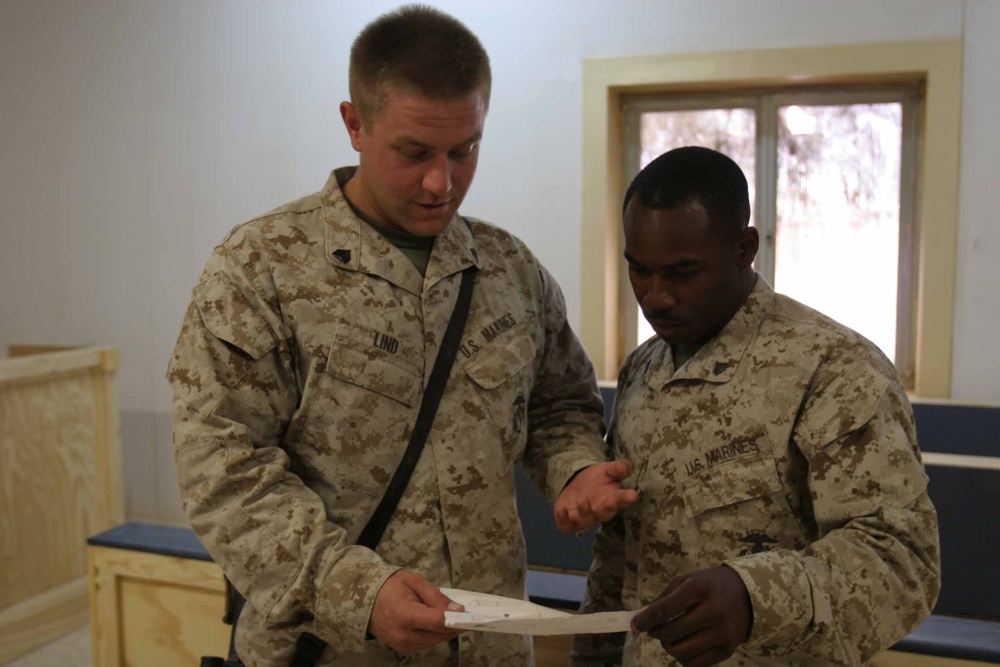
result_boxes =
[290,263,478,665]
[356,264,476,548]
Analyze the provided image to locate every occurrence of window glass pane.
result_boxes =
[636,109,756,345]
[775,103,901,360]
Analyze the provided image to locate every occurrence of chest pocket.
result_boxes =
[292,328,421,499]
[464,331,536,390]
[682,453,783,518]
[325,331,421,407]
[681,450,806,557]
[462,330,536,458]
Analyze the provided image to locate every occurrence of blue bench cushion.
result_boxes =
[526,569,587,610]
[88,521,211,562]
[893,615,1000,663]
[87,522,587,608]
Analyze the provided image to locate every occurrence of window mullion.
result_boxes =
[896,92,921,387]
[754,96,778,283]
[619,100,641,361]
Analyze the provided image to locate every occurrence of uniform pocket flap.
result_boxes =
[193,275,277,360]
[326,337,421,407]
[795,359,889,456]
[682,453,782,517]
[464,332,536,390]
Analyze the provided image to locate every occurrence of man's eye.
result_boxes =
[628,264,650,276]
[451,143,478,159]
[399,147,429,160]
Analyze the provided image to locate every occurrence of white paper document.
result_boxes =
[441,588,636,636]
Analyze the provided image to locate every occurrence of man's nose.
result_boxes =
[641,275,676,311]
[422,156,452,197]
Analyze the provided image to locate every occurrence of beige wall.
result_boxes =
[1,0,996,523]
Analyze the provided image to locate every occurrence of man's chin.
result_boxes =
[405,210,455,236]
[649,320,683,341]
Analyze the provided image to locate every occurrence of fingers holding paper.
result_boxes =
[631,566,752,667]
[368,570,466,653]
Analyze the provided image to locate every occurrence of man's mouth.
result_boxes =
[415,201,450,210]
[646,315,682,330]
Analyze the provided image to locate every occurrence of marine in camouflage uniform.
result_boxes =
[572,277,940,666]
[169,7,636,665]
[571,147,939,666]
[169,167,608,665]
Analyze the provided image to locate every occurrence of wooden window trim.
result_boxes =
[580,40,962,397]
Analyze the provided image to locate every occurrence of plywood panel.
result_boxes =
[89,546,228,667]
[120,578,229,667]
[0,347,122,662]
[0,371,101,607]
[534,634,573,667]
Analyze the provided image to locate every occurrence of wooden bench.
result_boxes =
[84,395,1000,666]
[86,523,580,667]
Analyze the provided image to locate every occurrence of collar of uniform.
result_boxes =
[642,339,677,392]
[423,214,480,291]
[645,273,774,390]
[320,167,424,295]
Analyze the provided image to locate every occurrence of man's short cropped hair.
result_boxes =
[349,4,492,123]
[623,146,752,237]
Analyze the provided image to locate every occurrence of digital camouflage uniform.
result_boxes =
[572,277,940,666]
[168,167,608,666]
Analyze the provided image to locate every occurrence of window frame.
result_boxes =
[580,40,962,397]
[620,84,923,386]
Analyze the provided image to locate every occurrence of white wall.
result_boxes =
[952,0,1000,402]
[0,0,993,523]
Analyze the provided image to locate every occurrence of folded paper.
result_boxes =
[442,587,636,636]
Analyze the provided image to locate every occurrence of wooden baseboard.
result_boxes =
[0,576,89,664]
[6,344,82,358]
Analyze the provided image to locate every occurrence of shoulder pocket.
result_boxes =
[193,274,277,361]
[795,359,889,458]
[682,453,782,518]
[326,332,421,407]
[464,331,536,389]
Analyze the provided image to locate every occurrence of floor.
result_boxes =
[3,625,570,667]
[7,625,92,667]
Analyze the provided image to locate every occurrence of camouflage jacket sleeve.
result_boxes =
[520,262,609,501]
[569,350,640,667]
[724,348,941,663]
[169,245,399,653]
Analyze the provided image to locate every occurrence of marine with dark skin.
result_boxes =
[572,146,939,667]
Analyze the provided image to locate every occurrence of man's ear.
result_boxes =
[340,101,364,152]
[736,226,759,269]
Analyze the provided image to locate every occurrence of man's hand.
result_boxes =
[368,570,465,653]
[631,566,752,667]
[554,460,639,533]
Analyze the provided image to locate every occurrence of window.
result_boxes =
[621,86,921,386]
[580,41,962,397]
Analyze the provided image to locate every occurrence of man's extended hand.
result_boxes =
[631,566,752,667]
[368,570,465,653]
[554,460,639,533]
